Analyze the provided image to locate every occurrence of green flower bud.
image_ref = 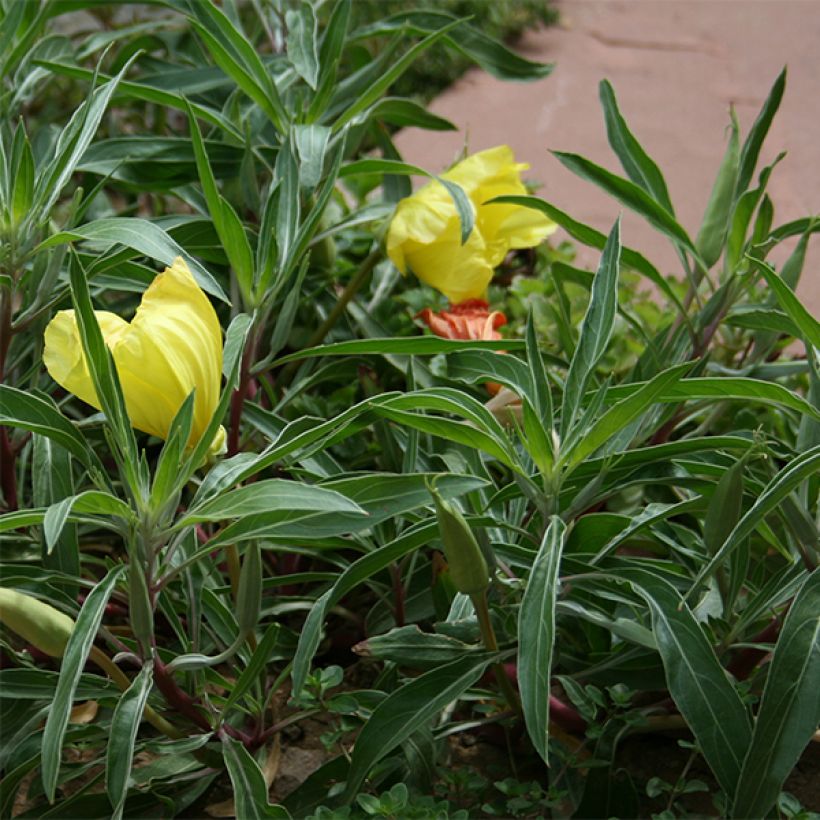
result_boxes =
[0,588,75,657]
[236,542,262,636]
[429,484,490,596]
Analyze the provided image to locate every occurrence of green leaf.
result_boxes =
[749,257,820,349]
[689,445,820,592]
[737,67,787,194]
[291,520,440,698]
[333,20,463,132]
[286,2,319,89]
[562,362,692,470]
[598,79,673,213]
[0,386,101,472]
[44,217,227,301]
[293,124,331,189]
[518,517,566,763]
[732,569,820,818]
[42,565,126,801]
[188,1,287,131]
[33,56,134,220]
[180,479,364,525]
[353,11,553,82]
[306,0,351,121]
[221,736,291,818]
[364,98,456,131]
[68,252,141,492]
[490,195,686,316]
[274,336,521,366]
[617,569,752,796]
[186,102,253,302]
[342,654,493,801]
[223,624,281,714]
[106,663,153,820]
[551,152,696,252]
[604,376,820,423]
[356,625,481,668]
[561,219,621,438]
[696,111,740,267]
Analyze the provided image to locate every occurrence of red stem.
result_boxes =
[727,615,783,681]
[0,427,18,510]
[153,656,212,732]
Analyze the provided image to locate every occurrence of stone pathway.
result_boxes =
[396,0,819,313]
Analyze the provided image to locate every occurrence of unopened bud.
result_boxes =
[236,543,262,635]
[429,484,489,596]
[0,588,75,657]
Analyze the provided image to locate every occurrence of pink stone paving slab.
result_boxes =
[395,0,819,316]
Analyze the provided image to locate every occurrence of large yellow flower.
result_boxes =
[386,145,556,304]
[44,257,224,451]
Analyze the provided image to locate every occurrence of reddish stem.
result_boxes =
[153,656,212,732]
[228,330,259,456]
[0,427,18,510]
[727,615,783,681]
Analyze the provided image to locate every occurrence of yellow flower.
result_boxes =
[44,257,224,452]
[386,145,556,304]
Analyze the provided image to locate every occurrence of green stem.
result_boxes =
[279,245,383,385]
[89,647,182,739]
[471,590,521,717]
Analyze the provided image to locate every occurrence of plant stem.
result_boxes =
[0,287,18,510]
[279,245,383,385]
[228,325,261,456]
[88,647,182,739]
[470,589,521,717]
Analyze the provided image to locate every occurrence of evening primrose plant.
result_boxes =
[0,2,818,818]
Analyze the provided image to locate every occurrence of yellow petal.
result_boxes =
[386,182,454,274]
[43,310,129,412]
[43,258,223,448]
[387,146,554,302]
[401,215,493,304]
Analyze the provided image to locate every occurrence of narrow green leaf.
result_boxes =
[737,67,787,194]
[561,219,621,438]
[106,663,153,820]
[696,111,740,267]
[291,521,439,698]
[223,624,281,714]
[42,565,126,801]
[552,152,696,252]
[221,735,290,818]
[518,517,566,763]
[490,194,686,316]
[562,362,692,469]
[598,79,673,212]
[188,1,287,131]
[0,386,100,472]
[689,445,820,593]
[36,60,241,138]
[749,257,820,349]
[617,569,752,796]
[342,654,493,801]
[286,3,319,89]
[353,11,553,82]
[44,217,227,301]
[333,20,463,132]
[732,569,820,818]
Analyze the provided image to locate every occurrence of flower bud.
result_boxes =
[429,485,489,596]
[0,588,75,657]
[236,543,262,636]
